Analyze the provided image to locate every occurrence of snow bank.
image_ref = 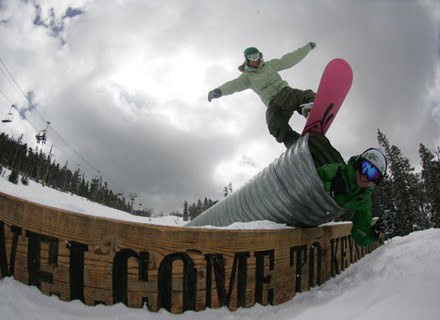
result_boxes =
[0,229,438,320]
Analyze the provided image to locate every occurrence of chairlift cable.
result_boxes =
[0,57,47,124]
[0,57,98,171]
[0,87,14,105]
[0,63,18,94]
[50,144,98,178]
[47,125,100,173]
[0,57,127,196]
[1,88,41,132]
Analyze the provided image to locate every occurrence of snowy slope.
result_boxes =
[0,170,188,226]
[0,174,439,319]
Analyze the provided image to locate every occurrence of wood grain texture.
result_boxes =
[0,192,380,314]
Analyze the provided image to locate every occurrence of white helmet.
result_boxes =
[360,148,387,176]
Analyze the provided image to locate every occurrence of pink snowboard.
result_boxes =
[301,58,353,136]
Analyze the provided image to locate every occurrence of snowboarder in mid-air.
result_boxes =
[206,45,394,246]
[208,42,316,148]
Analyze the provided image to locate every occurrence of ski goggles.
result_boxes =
[246,52,262,61]
[359,159,382,182]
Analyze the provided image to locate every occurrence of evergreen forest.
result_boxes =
[0,132,132,212]
[1,129,440,240]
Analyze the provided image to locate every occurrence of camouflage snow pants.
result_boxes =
[266,87,315,148]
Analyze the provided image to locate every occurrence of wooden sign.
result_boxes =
[0,192,380,314]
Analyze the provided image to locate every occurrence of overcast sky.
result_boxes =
[0,0,439,213]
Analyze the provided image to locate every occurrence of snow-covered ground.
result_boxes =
[0,172,439,319]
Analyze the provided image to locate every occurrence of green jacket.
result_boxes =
[217,43,313,107]
[316,156,379,247]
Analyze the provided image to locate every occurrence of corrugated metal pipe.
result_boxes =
[185,134,346,228]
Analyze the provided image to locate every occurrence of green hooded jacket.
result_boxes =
[217,43,313,107]
[316,156,379,247]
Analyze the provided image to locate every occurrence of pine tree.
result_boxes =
[223,182,233,197]
[197,199,203,216]
[71,167,82,194]
[377,130,427,235]
[189,203,198,220]
[183,201,189,221]
[371,176,393,217]
[419,144,440,227]
[21,174,29,185]
[8,169,19,184]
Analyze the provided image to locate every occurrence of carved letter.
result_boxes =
[254,250,274,306]
[340,236,348,271]
[349,235,361,263]
[0,222,22,278]
[158,252,196,312]
[67,241,88,302]
[26,231,58,289]
[112,249,149,306]
[290,245,307,293]
[330,238,340,277]
[226,252,250,308]
[308,242,322,287]
[205,254,226,308]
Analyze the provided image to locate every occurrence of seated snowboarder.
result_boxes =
[208,42,316,148]
[315,145,394,246]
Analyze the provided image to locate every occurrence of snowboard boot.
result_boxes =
[283,130,301,149]
[299,102,313,118]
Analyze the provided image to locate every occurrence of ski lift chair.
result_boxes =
[36,121,51,144]
[36,131,47,144]
[2,105,15,123]
[1,112,13,123]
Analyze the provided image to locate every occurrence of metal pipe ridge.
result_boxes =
[186,134,346,228]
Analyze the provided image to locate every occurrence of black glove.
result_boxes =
[309,42,316,49]
[330,167,350,198]
[374,211,395,236]
[208,89,222,102]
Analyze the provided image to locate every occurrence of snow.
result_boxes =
[0,171,187,226]
[1,173,440,319]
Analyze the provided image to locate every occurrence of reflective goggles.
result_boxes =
[247,52,262,61]
[359,159,382,183]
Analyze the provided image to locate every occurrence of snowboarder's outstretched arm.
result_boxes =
[208,73,250,102]
[207,42,316,103]
[208,89,222,102]
[270,42,316,72]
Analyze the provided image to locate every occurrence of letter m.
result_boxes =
[0,222,22,278]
